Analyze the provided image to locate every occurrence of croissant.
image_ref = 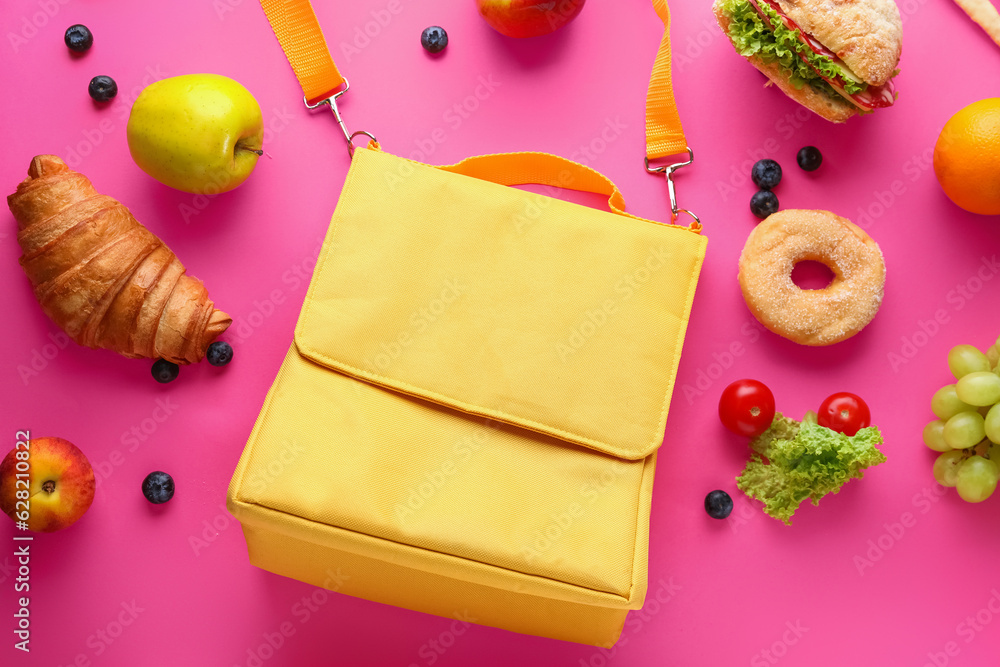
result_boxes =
[7,155,231,364]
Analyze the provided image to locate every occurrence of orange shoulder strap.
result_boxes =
[259,0,345,104]
[257,0,688,161]
[645,0,688,160]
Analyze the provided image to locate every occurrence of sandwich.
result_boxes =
[713,0,902,122]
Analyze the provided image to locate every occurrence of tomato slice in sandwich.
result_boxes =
[747,0,897,110]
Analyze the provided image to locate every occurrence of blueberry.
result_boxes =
[151,359,179,383]
[142,471,175,504]
[704,490,733,520]
[751,159,782,190]
[750,190,779,219]
[421,26,448,54]
[206,341,233,367]
[88,75,117,102]
[64,24,93,52]
[797,146,823,172]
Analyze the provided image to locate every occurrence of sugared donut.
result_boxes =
[738,209,885,346]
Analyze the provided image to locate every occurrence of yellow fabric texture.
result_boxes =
[240,522,637,647]
[646,0,689,159]
[228,147,707,646]
[296,148,705,459]
[259,0,344,103]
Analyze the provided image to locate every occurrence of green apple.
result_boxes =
[127,73,264,195]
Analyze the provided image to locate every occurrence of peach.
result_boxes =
[476,0,586,38]
[0,437,95,532]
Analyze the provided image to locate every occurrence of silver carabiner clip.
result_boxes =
[644,147,700,226]
[304,79,379,157]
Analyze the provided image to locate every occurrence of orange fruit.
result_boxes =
[933,98,1000,215]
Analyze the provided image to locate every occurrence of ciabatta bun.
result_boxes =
[775,0,903,87]
[713,3,858,123]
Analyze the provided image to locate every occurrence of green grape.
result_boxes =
[956,371,1000,406]
[985,403,1000,445]
[943,411,986,449]
[931,384,975,420]
[988,442,1000,462]
[955,455,1000,503]
[923,420,951,452]
[933,450,966,487]
[987,344,1000,370]
[948,344,991,379]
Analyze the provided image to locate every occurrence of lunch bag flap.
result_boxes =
[293,147,707,460]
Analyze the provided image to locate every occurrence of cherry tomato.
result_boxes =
[818,392,870,436]
[719,379,776,437]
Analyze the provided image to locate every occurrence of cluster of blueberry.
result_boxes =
[749,146,824,219]
[70,22,450,101]
[151,341,234,384]
[65,24,118,103]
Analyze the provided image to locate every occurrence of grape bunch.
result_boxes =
[923,340,1000,502]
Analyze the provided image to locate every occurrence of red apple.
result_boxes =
[0,437,95,533]
[476,0,586,38]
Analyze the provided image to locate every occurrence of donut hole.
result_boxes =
[791,260,835,290]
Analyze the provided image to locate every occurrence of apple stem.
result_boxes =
[42,480,55,493]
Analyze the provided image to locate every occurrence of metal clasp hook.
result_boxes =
[644,147,700,226]
[304,79,379,157]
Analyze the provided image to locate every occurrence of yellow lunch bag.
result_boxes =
[227,0,706,648]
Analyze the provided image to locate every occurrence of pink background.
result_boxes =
[2,0,1000,665]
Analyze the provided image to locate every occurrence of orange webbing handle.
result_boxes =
[434,150,700,232]
[259,0,344,104]
[437,151,630,215]
[258,0,688,159]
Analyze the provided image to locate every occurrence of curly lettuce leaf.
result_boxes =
[736,413,886,525]
[719,0,867,96]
